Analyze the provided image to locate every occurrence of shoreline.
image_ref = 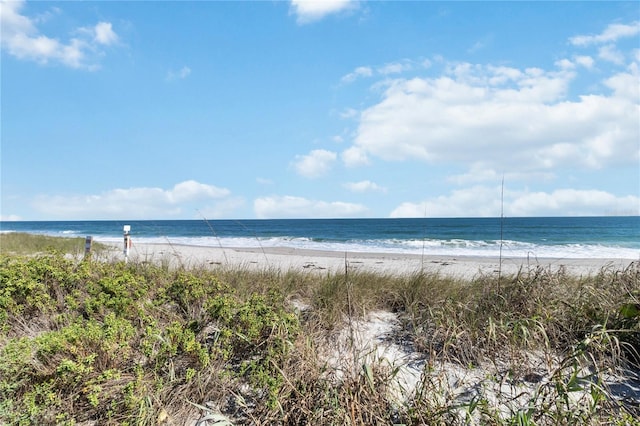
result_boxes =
[111,242,637,278]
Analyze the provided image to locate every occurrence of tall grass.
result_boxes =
[0,232,111,256]
[1,235,638,424]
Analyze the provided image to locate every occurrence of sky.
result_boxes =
[1,0,639,220]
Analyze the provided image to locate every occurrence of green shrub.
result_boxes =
[1,250,638,424]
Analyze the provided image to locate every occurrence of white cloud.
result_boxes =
[0,214,23,221]
[93,22,118,45]
[391,186,503,218]
[377,60,413,75]
[196,197,246,219]
[604,67,640,102]
[570,21,640,46]
[341,66,373,83]
[290,0,357,24]
[555,58,575,70]
[339,108,359,119]
[344,58,639,173]
[341,146,370,167]
[293,149,337,178]
[32,6,61,25]
[1,0,35,35]
[166,66,191,81]
[168,180,229,202]
[574,55,594,69]
[254,195,368,219]
[446,165,555,186]
[31,180,231,219]
[598,44,625,65]
[0,0,118,69]
[508,189,640,217]
[342,60,417,84]
[390,186,640,218]
[343,180,386,193]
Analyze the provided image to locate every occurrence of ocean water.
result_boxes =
[1,217,638,259]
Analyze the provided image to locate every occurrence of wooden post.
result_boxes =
[123,225,131,262]
[84,236,93,258]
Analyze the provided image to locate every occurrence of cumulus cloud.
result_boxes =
[31,180,232,219]
[569,21,640,46]
[341,60,417,84]
[168,180,228,202]
[290,0,357,24]
[343,58,639,173]
[93,22,118,45]
[389,186,640,218]
[343,180,386,193]
[508,189,640,217]
[341,146,370,167]
[446,165,555,186]
[390,186,503,218]
[377,60,413,75]
[336,21,640,181]
[0,214,23,221]
[254,195,368,219]
[293,149,337,178]
[341,66,373,83]
[0,0,119,69]
[555,58,575,70]
[339,108,359,119]
[196,197,246,219]
[574,55,594,68]
[605,67,640,101]
[598,44,626,64]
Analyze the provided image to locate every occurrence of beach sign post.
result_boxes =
[84,236,93,258]
[123,225,131,262]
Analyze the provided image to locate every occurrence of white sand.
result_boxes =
[321,309,640,419]
[109,242,636,278]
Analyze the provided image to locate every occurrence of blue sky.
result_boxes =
[1,0,639,220]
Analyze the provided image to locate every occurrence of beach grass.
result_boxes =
[0,232,111,256]
[1,235,639,425]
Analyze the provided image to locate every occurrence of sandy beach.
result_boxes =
[113,242,636,279]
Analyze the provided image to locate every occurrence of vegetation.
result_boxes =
[0,232,110,256]
[1,235,639,425]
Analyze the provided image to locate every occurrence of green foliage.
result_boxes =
[0,252,300,424]
[620,303,640,319]
[0,251,638,424]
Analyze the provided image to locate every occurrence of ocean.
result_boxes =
[0,217,638,260]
